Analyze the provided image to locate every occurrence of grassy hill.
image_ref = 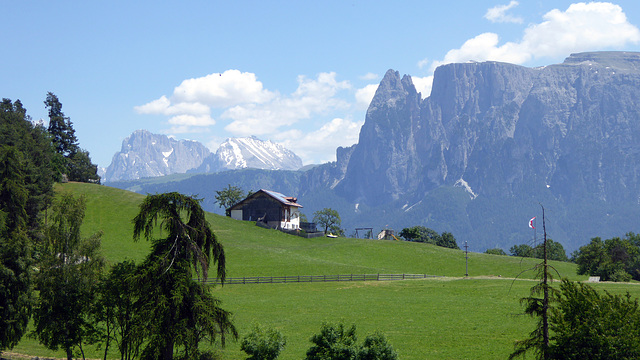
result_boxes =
[12,182,638,360]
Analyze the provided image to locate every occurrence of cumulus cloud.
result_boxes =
[172,70,274,107]
[355,84,378,109]
[135,70,278,132]
[222,72,351,136]
[432,2,640,70]
[276,117,363,164]
[411,76,434,99]
[485,1,523,24]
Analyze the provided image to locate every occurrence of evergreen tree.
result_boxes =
[0,98,57,350]
[45,92,78,158]
[0,146,33,351]
[44,92,100,183]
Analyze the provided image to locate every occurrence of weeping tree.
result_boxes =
[132,192,236,360]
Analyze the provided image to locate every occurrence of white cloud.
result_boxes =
[359,72,379,80]
[222,72,351,136]
[168,114,216,127]
[432,2,640,70]
[355,84,378,109]
[276,117,363,164]
[485,1,523,24]
[134,95,170,114]
[172,69,274,108]
[520,2,640,58]
[417,58,430,69]
[135,70,280,133]
[431,32,529,70]
[411,76,434,99]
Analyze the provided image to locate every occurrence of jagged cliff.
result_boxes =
[329,52,640,206]
[302,52,640,250]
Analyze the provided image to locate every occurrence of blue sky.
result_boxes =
[4,1,640,168]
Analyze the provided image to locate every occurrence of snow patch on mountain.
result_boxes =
[195,136,303,173]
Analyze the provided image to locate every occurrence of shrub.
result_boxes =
[241,324,286,360]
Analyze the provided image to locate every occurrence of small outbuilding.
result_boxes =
[228,189,303,230]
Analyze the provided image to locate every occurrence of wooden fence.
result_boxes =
[205,273,442,285]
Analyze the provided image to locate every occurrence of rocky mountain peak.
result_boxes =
[103,130,210,183]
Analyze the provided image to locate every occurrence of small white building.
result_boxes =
[228,189,302,230]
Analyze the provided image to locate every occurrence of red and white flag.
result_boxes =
[529,217,536,229]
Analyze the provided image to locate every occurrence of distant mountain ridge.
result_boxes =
[194,136,303,173]
[104,132,302,182]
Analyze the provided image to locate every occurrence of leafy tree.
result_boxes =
[485,248,507,256]
[241,324,286,360]
[437,232,459,250]
[306,322,358,360]
[94,260,143,360]
[399,226,439,243]
[399,226,459,249]
[305,323,397,360]
[533,240,568,262]
[573,234,640,281]
[511,240,568,262]
[357,332,398,360]
[215,184,246,212]
[33,194,104,360]
[510,244,534,258]
[132,192,236,360]
[67,149,100,183]
[313,208,342,235]
[548,279,640,359]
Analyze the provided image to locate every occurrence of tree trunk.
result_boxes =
[161,342,174,360]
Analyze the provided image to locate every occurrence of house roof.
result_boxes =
[260,189,303,207]
[229,189,303,210]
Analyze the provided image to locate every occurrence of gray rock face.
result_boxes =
[334,52,640,208]
[103,130,210,182]
[195,136,303,173]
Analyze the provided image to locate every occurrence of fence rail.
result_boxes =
[205,273,442,285]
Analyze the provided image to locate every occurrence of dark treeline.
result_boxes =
[399,226,459,250]
[0,95,98,355]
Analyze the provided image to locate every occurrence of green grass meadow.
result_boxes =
[9,182,640,359]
